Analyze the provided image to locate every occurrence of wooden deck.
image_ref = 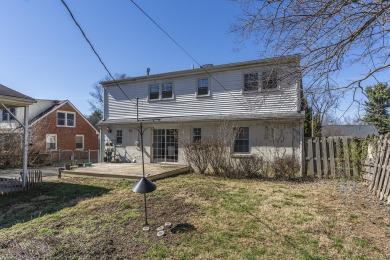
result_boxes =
[60,163,190,180]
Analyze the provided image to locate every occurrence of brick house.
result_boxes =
[1,99,99,165]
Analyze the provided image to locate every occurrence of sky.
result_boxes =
[0,0,388,119]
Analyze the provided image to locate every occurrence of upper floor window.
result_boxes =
[1,108,16,121]
[197,78,210,96]
[149,84,160,100]
[116,130,123,145]
[46,134,57,150]
[149,82,174,101]
[193,128,202,143]
[76,135,84,150]
[233,127,250,153]
[244,73,259,92]
[57,111,75,127]
[162,83,173,98]
[262,71,278,89]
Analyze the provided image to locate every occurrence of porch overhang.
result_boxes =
[97,112,305,127]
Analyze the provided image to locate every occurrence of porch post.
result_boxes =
[22,106,29,188]
[300,120,305,177]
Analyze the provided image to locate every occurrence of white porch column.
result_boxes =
[22,106,29,188]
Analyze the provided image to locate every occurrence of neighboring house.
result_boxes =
[98,55,305,168]
[322,125,380,138]
[0,83,36,172]
[1,99,99,163]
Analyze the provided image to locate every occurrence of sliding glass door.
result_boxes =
[152,129,178,163]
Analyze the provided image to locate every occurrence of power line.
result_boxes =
[60,0,136,105]
[129,0,245,106]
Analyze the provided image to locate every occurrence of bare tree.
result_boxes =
[232,0,390,94]
[88,73,127,115]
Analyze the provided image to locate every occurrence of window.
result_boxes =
[162,83,173,98]
[197,78,209,96]
[234,127,250,153]
[57,112,75,127]
[76,135,84,150]
[244,73,259,91]
[149,82,174,100]
[116,130,123,145]
[1,108,15,121]
[193,128,202,143]
[46,134,57,150]
[149,84,160,100]
[262,70,278,89]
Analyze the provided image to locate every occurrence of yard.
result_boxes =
[0,174,389,259]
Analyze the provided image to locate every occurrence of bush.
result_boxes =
[269,155,300,180]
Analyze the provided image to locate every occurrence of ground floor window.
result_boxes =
[234,127,250,153]
[76,135,84,150]
[116,130,122,145]
[46,134,57,151]
[193,127,202,143]
[153,129,178,162]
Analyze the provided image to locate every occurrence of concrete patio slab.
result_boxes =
[60,163,190,180]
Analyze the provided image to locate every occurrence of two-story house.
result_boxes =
[98,55,305,170]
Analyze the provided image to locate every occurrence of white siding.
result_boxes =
[105,66,300,120]
[101,120,302,165]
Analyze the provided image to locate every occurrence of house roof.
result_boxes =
[97,112,305,126]
[101,55,301,87]
[0,84,36,107]
[321,125,379,138]
[29,99,99,134]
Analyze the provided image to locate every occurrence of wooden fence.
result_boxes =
[304,137,361,178]
[0,169,43,195]
[362,136,390,204]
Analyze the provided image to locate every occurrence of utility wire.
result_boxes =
[129,0,245,106]
[60,0,136,105]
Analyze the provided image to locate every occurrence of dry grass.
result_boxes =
[0,174,389,259]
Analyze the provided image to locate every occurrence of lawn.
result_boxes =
[0,174,389,259]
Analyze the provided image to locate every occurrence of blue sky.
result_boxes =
[0,0,387,118]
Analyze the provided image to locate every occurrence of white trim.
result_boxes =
[148,82,175,102]
[46,134,57,151]
[195,77,211,98]
[57,110,76,127]
[76,134,84,150]
[232,126,251,154]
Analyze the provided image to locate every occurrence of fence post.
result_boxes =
[315,137,322,178]
[322,137,329,178]
[342,137,351,177]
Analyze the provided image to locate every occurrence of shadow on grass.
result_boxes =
[0,181,111,229]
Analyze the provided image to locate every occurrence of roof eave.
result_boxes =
[102,55,301,87]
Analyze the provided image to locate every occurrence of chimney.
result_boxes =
[146,68,150,76]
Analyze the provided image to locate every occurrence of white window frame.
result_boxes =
[1,108,16,122]
[46,134,57,151]
[76,135,84,150]
[116,129,123,145]
[196,78,211,97]
[243,72,260,92]
[261,70,279,90]
[233,127,250,154]
[192,127,202,143]
[57,111,76,127]
[148,82,175,101]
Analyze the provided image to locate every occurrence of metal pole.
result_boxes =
[141,122,145,178]
[144,193,148,226]
[22,106,29,189]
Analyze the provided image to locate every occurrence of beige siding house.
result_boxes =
[98,56,305,170]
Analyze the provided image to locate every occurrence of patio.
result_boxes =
[60,163,190,180]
